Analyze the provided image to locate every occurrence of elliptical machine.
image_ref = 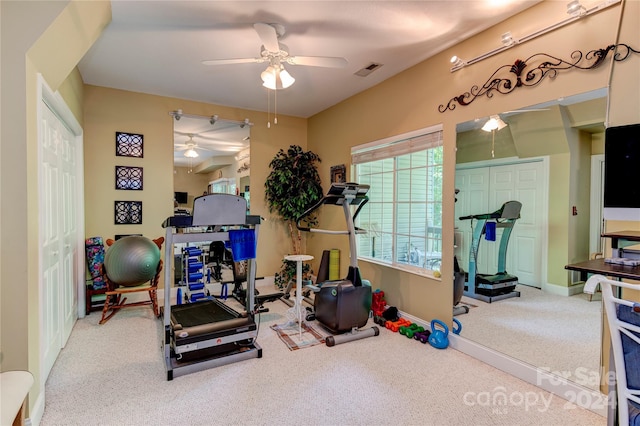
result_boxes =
[296,182,380,346]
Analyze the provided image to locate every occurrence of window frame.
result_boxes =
[351,125,443,277]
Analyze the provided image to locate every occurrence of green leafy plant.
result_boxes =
[265,145,323,288]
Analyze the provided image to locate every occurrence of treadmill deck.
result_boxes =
[170,299,257,361]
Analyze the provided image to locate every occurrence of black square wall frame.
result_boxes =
[116,132,143,158]
[114,201,142,224]
[115,166,143,190]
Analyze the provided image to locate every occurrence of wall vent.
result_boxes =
[354,63,383,77]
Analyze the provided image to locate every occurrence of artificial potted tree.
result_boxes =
[264,145,324,289]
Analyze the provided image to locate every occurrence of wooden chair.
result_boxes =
[99,237,164,324]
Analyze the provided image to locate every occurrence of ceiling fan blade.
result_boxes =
[287,56,348,68]
[253,23,280,53]
[202,58,262,66]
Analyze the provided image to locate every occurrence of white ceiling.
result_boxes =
[79,1,542,119]
[78,1,543,169]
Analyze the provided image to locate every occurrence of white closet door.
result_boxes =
[60,117,79,341]
[489,162,544,287]
[454,168,490,275]
[41,102,64,380]
[455,160,545,287]
[40,99,79,380]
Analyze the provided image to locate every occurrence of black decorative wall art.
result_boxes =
[439,43,639,113]
[115,166,143,190]
[116,132,144,158]
[114,201,142,224]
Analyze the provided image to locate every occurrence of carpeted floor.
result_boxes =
[41,285,606,426]
[458,284,602,390]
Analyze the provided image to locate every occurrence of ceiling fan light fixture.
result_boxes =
[184,148,199,158]
[279,67,295,88]
[261,64,295,90]
[482,115,508,132]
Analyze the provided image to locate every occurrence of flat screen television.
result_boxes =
[604,123,640,221]
[174,191,188,204]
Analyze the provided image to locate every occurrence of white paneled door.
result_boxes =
[455,159,547,288]
[40,97,80,381]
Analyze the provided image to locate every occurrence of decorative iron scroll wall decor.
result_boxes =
[439,43,639,113]
[114,201,142,224]
[116,131,144,157]
[115,166,143,190]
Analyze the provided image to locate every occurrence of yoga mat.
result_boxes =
[329,249,340,280]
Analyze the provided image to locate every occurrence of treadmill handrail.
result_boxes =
[458,212,501,221]
[297,197,369,234]
[459,200,521,221]
[296,197,369,235]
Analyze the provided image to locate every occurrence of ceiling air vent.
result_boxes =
[354,63,383,77]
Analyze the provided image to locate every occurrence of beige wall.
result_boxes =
[174,167,210,207]
[83,85,307,279]
[306,1,630,322]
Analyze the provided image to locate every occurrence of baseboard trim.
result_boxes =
[544,282,585,296]
[398,310,607,418]
[29,391,44,426]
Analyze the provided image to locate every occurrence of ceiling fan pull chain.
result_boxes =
[267,88,271,128]
[491,129,496,158]
[274,89,278,125]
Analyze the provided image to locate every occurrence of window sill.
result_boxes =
[358,256,442,281]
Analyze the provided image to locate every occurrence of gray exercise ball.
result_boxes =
[104,236,160,287]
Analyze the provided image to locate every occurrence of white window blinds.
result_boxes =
[351,126,443,165]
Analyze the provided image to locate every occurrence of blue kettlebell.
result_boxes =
[452,318,462,335]
[428,319,449,349]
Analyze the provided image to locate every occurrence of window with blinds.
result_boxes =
[352,125,443,273]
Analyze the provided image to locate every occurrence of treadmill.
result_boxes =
[162,193,262,380]
[459,200,522,303]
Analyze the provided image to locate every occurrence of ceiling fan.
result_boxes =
[482,108,551,132]
[202,23,348,90]
[174,134,212,158]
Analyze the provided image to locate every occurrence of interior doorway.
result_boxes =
[38,76,84,383]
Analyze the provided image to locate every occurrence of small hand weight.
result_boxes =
[452,318,462,335]
[428,319,449,349]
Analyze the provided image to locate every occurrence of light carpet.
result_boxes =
[41,290,605,426]
[458,284,603,390]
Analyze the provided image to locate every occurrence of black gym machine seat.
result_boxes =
[296,182,379,346]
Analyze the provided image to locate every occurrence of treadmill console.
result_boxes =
[327,182,370,196]
[325,182,370,206]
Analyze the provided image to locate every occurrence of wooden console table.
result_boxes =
[564,258,640,282]
[565,230,640,281]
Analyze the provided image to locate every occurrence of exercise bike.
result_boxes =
[459,200,522,303]
[296,182,380,346]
